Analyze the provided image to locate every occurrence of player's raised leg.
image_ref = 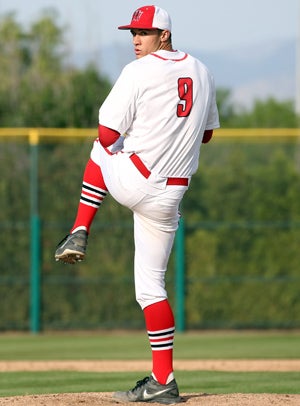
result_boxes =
[70,158,108,234]
[55,158,108,264]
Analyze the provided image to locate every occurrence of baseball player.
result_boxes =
[55,5,219,404]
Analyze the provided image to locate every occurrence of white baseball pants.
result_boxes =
[90,139,188,309]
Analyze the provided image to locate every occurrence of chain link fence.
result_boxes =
[1,128,300,331]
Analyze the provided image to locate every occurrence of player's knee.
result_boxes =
[136,293,167,310]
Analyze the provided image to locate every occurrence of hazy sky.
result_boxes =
[0,0,299,53]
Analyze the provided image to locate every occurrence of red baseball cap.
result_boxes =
[118,5,172,31]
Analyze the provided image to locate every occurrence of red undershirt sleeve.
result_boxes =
[202,129,213,144]
[98,124,120,148]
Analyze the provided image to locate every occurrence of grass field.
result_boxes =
[0,331,300,397]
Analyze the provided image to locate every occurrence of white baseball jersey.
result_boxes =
[99,49,219,178]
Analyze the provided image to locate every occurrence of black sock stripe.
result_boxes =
[148,329,175,338]
[81,196,101,206]
[151,342,173,349]
[83,184,107,197]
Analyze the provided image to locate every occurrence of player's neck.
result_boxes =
[157,42,173,52]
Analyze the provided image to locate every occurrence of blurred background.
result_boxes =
[1,0,299,110]
[0,0,300,333]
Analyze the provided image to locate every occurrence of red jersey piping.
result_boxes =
[150,52,188,62]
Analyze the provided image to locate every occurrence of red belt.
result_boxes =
[129,153,188,186]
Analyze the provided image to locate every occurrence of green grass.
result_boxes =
[0,331,300,397]
[0,331,300,360]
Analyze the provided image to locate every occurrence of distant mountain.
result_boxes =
[72,38,296,109]
[194,38,296,108]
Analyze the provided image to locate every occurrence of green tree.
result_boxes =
[216,88,236,127]
[0,10,111,127]
[0,13,26,125]
[232,98,298,128]
[217,89,299,128]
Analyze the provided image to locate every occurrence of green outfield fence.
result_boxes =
[1,128,300,333]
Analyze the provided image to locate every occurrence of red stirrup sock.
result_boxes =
[70,158,108,234]
[143,299,175,385]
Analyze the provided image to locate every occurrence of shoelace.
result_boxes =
[131,377,150,393]
[56,234,69,247]
[56,232,88,249]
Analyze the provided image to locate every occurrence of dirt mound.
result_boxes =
[1,360,299,405]
[1,392,300,406]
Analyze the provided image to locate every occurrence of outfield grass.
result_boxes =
[0,331,299,397]
[0,330,299,360]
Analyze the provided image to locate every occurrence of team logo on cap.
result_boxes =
[132,9,143,22]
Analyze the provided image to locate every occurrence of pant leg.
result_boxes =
[133,188,186,309]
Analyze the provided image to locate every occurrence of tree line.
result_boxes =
[0,10,298,129]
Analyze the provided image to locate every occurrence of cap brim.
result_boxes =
[118,25,133,30]
[118,24,159,30]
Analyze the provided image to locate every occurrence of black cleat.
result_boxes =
[113,375,181,404]
[55,230,88,264]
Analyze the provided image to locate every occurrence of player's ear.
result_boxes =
[160,30,171,42]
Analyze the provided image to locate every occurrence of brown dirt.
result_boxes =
[1,359,300,372]
[0,360,299,405]
[1,392,300,406]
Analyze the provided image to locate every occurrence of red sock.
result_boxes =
[70,158,108,234]
[143,299,175,385]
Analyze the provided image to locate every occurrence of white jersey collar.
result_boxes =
[150,50,188,61]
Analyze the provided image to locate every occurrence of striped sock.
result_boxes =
[144,300,175,385]
[80,181,107,209]
[71,158,108,234]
